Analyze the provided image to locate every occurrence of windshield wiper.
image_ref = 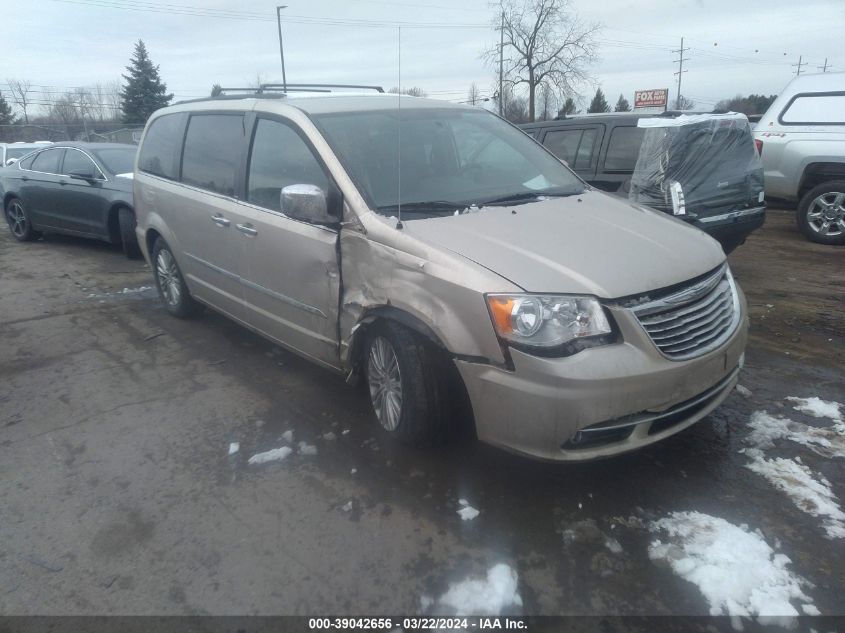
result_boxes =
[377,201,469,214]
[478,191,579,207]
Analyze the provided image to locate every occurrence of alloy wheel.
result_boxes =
[155,248,182,307]
[367,336,403,431]
[6,201,27,238]
[807,192,845,237]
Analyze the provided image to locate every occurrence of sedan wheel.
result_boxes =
[367,336,403,431]
[5,199,39,241]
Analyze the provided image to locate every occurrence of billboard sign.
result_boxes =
[634,89,669,109]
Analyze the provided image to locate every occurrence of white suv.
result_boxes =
[754,72,845,244]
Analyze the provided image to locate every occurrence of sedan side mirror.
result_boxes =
[280,184,338,225]
[6,158,18,166]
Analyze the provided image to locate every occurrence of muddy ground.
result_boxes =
[0,207,843,617]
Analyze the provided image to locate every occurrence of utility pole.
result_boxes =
[672,37,689,109]
[818,58,831,73]
[498,10,504,117]
[792,55,807,75]
[276,5,288,91]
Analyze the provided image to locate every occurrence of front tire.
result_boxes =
[118,207,143,259]
[5,198,41,242]
[365,321,447,446]
[797,181,845,245]
[151,238,199,318]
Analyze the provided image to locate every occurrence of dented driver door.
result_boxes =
[234,115,341,368]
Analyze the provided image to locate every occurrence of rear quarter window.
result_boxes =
[138,113,184,179]
[603,126,646,172]
[780,93,845,125]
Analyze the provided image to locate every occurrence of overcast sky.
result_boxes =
[3,0,842,115]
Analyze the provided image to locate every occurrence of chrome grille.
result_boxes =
[631,265,740,360]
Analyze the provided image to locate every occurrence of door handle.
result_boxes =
[59,180,68,186]
[236,223,258,237]
[21,176,29,182]
[211,214,230,227]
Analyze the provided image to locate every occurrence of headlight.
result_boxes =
[485,294,612,351]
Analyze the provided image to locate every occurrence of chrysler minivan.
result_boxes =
[134,91,748,461]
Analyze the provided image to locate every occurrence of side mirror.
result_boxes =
[6,158,18,166]
[280,184,337,224]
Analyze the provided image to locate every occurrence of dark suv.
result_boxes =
[522,112,766,253]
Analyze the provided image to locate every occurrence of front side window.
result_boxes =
[17,153,37,169]
[780,93,845,125]
[138,113,183,179]
[63,149,101,178]
[181,114,244,197]
[604,126,646,172]
[247,118,330,212]
[30,149,64,174]
[313,108,584,218]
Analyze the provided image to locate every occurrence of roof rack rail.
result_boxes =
[173,83,386,106]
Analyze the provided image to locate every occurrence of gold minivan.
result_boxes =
[134,90,747,461]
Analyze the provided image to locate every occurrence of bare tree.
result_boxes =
[673,95,696,110]
[485,0,600,122]
[388,86,427,97]
[7,79,34,123]
[495,84,529,123]
[467,82,481,106]
[536,82,556,120]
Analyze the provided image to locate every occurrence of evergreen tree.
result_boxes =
[587,88,610,113]
[120,40,173,124]
[614,93,631,112]
[0,89,15,126]
[210,84,223,97]
[557,96,577,118]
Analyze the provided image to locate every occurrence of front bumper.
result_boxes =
[454,294,748,461]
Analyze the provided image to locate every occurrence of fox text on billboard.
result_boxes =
[634,89,668,109]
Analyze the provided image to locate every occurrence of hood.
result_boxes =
[402,190,725,298]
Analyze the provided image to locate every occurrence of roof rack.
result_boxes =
[174,83,386,106]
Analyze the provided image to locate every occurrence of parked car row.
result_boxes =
[0,142,141,257]
[521,110,766,253]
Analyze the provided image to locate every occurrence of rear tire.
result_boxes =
[365,321,447,446]
[5,197,41,242]
[797,181,845,245]
[118,207,143,259]
[151,238,199,318]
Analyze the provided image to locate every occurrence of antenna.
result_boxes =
[396,26,403,230]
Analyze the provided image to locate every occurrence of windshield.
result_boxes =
[312,107,584,218]
[93,147,136,175]
[7,148,40,160]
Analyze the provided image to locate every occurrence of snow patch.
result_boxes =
[247,446,292,465]
[457,499,480,521]
[227,442,239,455]
[281,430,294,443]
[322,432,336,441]
[745,455,845,539]
[648,511,814,617]
[436,564,523,615]
[744,411,845,458]
[736,384,752,398]
[786,396,843,424]
[605,537,623,554]
[298,442,318,456]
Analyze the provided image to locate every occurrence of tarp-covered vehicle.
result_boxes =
[629,113,766,253]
